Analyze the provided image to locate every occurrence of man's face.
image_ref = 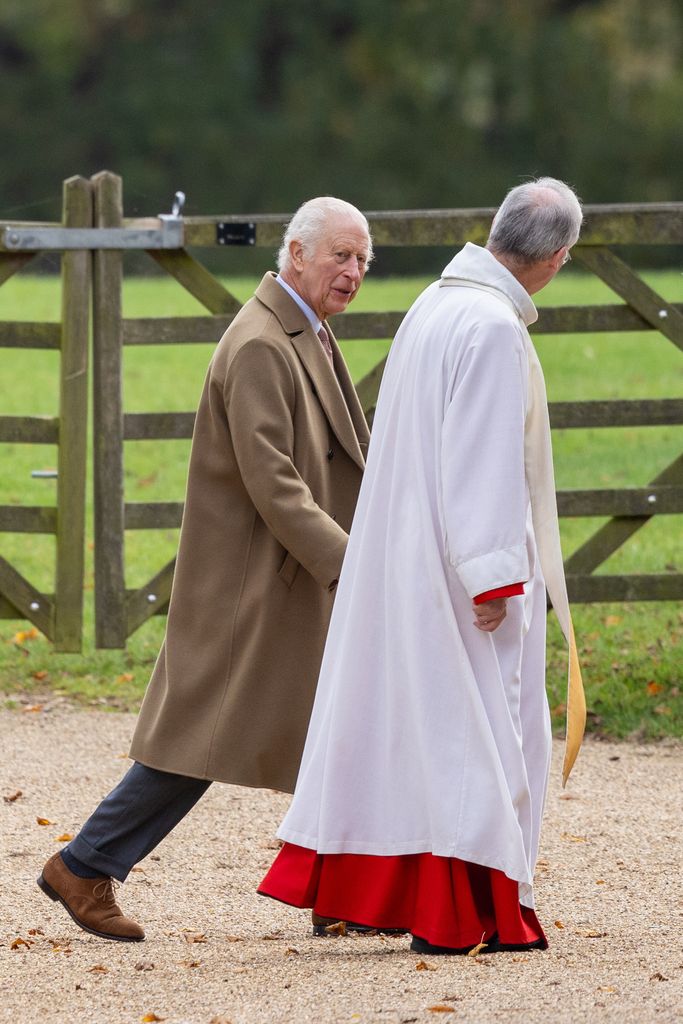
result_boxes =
[288,215,370,321]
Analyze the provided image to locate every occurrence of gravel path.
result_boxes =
[1,704,681,1024]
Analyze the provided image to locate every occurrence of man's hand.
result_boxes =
[473,597,507,632]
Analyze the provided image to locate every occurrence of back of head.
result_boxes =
[487,177,583,265]
[277,197,373,272]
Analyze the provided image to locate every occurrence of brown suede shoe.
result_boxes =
[37,852,145,942]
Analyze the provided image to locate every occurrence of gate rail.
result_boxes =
[0,174,681,648]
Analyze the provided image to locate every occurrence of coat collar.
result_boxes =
[439,242,538,327]
[255,273,369,470]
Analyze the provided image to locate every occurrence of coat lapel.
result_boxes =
[291,325,367,471]
[256,274,369,471]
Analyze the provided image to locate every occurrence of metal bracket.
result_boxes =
[216,221,256,246]
[1,191,187,251]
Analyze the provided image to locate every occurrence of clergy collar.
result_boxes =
[440,242,538,327]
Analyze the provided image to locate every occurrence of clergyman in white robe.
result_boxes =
[259,240,585,950]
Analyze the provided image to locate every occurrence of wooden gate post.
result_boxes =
[92,171,126,647]
[54,176,91,651]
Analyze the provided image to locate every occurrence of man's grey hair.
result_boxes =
[487,177,583,265]
[277,196,373,272]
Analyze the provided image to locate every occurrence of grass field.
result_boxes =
[1,267,681,739]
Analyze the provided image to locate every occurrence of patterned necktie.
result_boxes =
[317,323,334,366]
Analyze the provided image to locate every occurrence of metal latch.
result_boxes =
[1,191,186,251]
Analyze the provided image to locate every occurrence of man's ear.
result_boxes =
[289,239,305,272]
[551,247,567,272]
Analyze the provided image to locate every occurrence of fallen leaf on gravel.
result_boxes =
[595,879,605,885]
[28,928,44,936]
[55,833,74,842]
[576,929,608,938]
[10,938,31,950]
[650,972,668,981]
[135,961,155,971]
[597,986,616,992]
[22,704,44,713]
[177,960,201,968]
[130,866,146,873]
[140,1015,165,1022]
[209,1018,233,1024]
[182,932,207,944]
[511,956,529,962]
[554,920,565,929]
[415,960,437,971]
[262,929,285,940]
[88,964,109,974]
[323,922,346,937]
[36,817,53,826]
[467,933,488,957]
[284,947,299,956]
[562,832,588,842]
[426,1007,455,1014]
[3,790,22,803]
[467,941,488,957]
[559,793,579,800]
[225,935,243,943]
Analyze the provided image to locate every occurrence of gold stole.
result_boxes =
[524,338,586,784]
[439,278,586,783]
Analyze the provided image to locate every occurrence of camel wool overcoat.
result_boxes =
[129,273,369,793]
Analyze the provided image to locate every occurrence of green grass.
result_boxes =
[0,268,682,739]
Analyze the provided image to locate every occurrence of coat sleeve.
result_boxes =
[223,336,349,589]
[441,318,530,599]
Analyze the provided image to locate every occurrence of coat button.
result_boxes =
[327,448,334,460]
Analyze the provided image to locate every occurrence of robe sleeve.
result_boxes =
[441,318,530,599]
[474,582,525,604]
[223,336,348,590]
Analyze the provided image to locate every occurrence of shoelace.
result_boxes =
[92,878,119,904]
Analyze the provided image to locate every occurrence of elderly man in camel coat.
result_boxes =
[37,196,372,942]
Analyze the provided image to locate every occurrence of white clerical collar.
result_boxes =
[275,274,322,332]
[440,242,538,327]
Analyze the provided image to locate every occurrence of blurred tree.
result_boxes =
[0,0,680,232]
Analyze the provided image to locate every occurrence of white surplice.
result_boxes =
[278,243,571,908]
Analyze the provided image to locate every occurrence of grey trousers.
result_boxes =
[66,762,211,881]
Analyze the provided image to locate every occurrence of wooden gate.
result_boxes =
[0,177,90,651]
[1,172,681,649]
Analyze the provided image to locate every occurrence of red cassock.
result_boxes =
[259,842,546,950]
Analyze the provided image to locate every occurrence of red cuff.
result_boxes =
[473,583,525,605]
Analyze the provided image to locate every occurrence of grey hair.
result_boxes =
[277,196,373,272]
[487,177,583,264]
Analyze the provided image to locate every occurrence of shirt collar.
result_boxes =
[275,274,322,332]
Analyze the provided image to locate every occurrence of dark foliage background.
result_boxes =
[0,0,680,229]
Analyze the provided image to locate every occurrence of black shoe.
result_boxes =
[410,932,547,956]
[312,912,407,937]
[410,933,496,956]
